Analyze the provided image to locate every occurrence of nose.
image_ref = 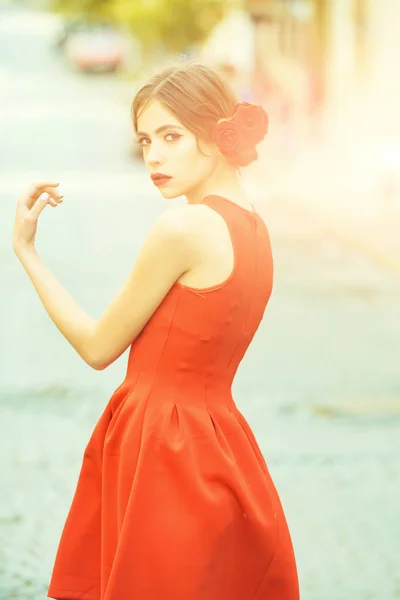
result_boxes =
[146,141,164,166]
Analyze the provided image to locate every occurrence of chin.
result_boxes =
[158,187,182,200]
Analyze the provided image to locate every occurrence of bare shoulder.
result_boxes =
[156,203,198,234]
[158,202,209,225]
[156,203,218,246]
[144,204,193,258]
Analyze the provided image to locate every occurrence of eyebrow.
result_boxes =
[136,124,184,137]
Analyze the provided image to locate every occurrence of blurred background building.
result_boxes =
[243,0,400,136]
[5,0,399,219]
[44,0,400,142]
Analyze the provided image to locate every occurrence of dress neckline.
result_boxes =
[200,195,258,216]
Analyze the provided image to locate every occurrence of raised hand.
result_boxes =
[12,181,63,253]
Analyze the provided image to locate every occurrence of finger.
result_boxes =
[21,181,59,203]
[43,192,64,207]
[47,193,63,206]
[25,191,62,210]
[28,192,51,219]
[24,184,62,209]
[27,181,59,199]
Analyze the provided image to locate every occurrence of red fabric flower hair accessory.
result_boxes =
[211,102,269,165]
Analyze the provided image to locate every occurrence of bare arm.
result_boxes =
[15,247,97,366]
[14,205,195,370]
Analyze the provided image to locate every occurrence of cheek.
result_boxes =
[178,136,197,159]
[179,138,214,173]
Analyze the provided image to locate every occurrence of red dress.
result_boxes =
[47,195,300,600]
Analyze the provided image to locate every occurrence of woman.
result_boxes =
[12,61,300,599]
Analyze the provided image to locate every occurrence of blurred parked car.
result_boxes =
[53,17,91,51]
[65,23,127,73]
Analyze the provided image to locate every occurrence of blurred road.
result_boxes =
[1,4,400,600]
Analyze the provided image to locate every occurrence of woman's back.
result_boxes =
[122,195,273,403]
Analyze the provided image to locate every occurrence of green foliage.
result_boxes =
[110,0,229,53]
[51,0,232,53]
[51,0,114,21]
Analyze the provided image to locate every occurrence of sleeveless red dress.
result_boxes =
[47,195,300,600]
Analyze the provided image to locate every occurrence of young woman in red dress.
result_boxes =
[12,61,300,599]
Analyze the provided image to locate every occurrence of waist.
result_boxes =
[112,371,236,412]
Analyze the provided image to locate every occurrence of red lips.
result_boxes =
[151,173,171,181]
[151,173,172,187]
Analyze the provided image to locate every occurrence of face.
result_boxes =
[136,99,219,201]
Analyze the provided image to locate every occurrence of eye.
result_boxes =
[165,133,182,142]
[137,133,182,147]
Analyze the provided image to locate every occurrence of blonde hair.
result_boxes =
[131,61,258,167]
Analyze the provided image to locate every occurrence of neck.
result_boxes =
[185,162,247,207]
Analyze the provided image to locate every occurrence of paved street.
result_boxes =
[1,4,399,600]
